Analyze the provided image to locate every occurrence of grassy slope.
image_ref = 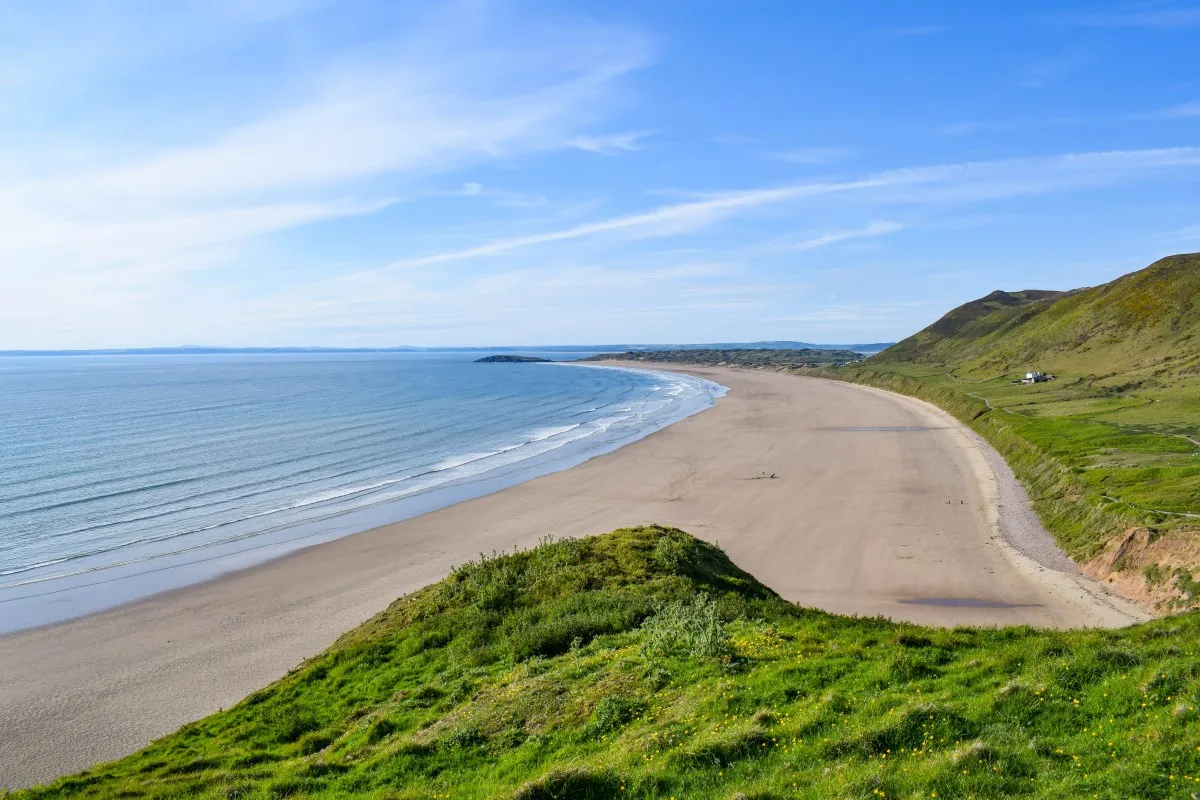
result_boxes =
[877,289,1068,366]
[822,254,1200,608]
[16,527,1200,800]
[874,254,1200,380]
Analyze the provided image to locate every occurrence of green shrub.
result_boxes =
[585,697,647,736]
[639,592,730,660]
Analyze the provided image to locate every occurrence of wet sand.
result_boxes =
[0,365,1147,788]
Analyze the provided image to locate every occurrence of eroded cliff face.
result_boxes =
[1083,526,1200,614]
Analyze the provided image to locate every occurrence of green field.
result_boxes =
[15,527,1200,800]
[834,363,1200,531]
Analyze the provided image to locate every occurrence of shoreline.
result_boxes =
[0,363,724,635]
[0,364,1148,788]
[812,375,1146,625]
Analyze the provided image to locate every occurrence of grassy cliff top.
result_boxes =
[20,526,1200,800]
[874,253,1200,380]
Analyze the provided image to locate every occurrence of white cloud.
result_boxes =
[1141,100,1200,119]
[772,303,936,324]
[0,9,654,345]
[776,146,856,165]
[936,121,984,137]
[0,198,391,274]
[1019,52,1090,88]
[1160,223,1200,241]
[230,145,1200,346]
[877,25,951,38]
[17,41,647,209]
[247,259,814,346]
[786,221,904,251]
[865,147,1200,203]
[370,178,895,272]
[1062,8,1200,27]
[570,131,652,154]
[355,146,1200,274]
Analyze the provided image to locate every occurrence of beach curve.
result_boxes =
[0,364,1147,788]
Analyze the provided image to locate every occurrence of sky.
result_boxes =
[2,1,1199,348]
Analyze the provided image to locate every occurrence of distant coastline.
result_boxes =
[0,340,894,357]
[587,348,866,368]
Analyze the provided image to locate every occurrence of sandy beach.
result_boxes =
[0,365,1147,788]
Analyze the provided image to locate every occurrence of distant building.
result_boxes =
[1016,371,1054,385]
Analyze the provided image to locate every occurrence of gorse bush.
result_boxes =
[639,592,731,660]
[16,526,1200,800]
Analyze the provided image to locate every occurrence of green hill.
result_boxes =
[876,289,1067,366]
[17,527,1200,800]
[875,253,1200,380]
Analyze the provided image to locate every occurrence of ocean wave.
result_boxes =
[0,360,726,595]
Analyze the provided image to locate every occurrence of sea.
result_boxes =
[0,352,725,633]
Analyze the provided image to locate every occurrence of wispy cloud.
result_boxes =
[372,179,897,272]
[711,134,760,147]
[570,131,652,154]
[1019,52,1090,87]
[0,6,657,345]
[357,146,1200,273]
[772,302,939,324]
[0,28,648,225]
[1062,7,1200,27]
[459,182,547,208]
[935,115,1087,136]
[877,24,951,38]
[1159,223,1200,241]
[935,122,985,137]
[786,221,904,251]
[776,146,856,165]
[866,147,1200,202]
[250,258,809,344]
[1138,99,1200,119]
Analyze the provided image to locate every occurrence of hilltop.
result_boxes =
[875,253,1200,380]
[876,289,1068,366]
[17,526,1200,799]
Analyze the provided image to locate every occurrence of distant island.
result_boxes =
[473,355,552,363]
[584,348,865,368]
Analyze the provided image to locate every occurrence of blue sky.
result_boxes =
[2,1,1199,348]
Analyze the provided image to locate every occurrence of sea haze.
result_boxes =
[0,352,724,632]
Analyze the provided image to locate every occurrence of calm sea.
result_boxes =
[0,352,724,631]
